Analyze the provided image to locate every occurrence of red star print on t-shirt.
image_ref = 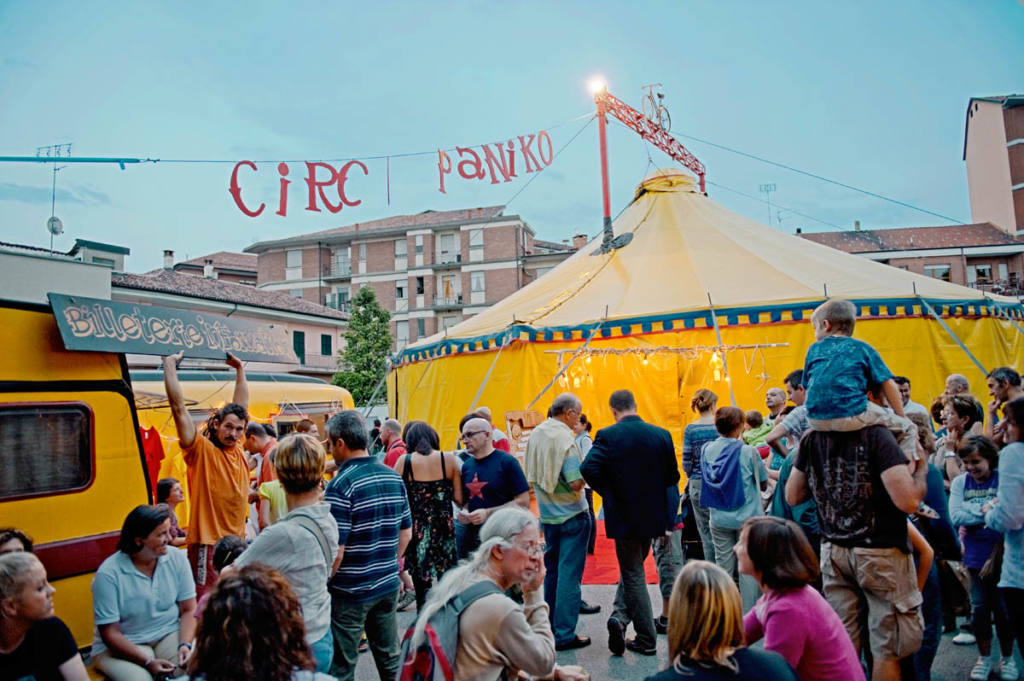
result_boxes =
[465,473,488,500]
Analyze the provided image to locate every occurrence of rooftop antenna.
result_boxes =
[759,183,777,228]
[37,143,72,250]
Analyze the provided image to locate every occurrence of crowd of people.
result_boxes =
[2,299,1023,681]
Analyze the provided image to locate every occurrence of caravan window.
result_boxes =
[0,403,93,500]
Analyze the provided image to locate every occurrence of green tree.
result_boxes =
[332,285,392,406]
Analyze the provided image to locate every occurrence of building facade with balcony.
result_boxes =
[245,206,582,349]
[799,222,1024,296]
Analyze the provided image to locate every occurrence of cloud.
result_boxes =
[0,182,110,206]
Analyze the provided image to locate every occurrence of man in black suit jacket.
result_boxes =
[580,389,679,656]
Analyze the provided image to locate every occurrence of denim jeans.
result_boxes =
[687,477,716,563]
[329,589,400,681]
[969,567,1014,655]
[584,488,597,553]
[611,536,657,648]
[310,628,334,674]
[542,511,591,645]
[912,562,941,681]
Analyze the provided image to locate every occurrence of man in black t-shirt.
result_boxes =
[786,424,928,681]
[456,417,530,558]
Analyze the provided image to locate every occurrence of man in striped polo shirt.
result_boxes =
[324,410,412,681]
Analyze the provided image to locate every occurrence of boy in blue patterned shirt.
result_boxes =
[803,299,917,457]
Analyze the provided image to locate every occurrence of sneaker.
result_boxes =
[954,631,978,645]
[625,639,658,656]
[1001,657,1020,681]
[358,632,369,653]
[396,589,416,612]
[971,657,993,681]
[655,616,668,635]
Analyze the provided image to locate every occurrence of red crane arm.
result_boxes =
[596,91,706,193]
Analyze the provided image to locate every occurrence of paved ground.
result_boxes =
[356,584,1021,681]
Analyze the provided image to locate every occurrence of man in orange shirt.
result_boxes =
[163,350,250,597]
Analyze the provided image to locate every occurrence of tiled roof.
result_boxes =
[799,223,1023,253]
[302,206,506,239]
[176,251,257,271]
[0,241,71,258]
[112,270,347,321]
[245,206,509,253]
[532,239,575,253]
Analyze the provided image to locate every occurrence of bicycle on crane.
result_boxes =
[641,83,671,133]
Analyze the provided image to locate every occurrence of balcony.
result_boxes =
[432,295,463,311]
[326,256,352,280]
[434,252,462,269]
[969,278,1024,297]
[395,298,409,313]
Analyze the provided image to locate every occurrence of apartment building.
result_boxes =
[799,222,1024,296]
[964,94,1024,235]
[245,206,582,349]
[798,95,1024,297]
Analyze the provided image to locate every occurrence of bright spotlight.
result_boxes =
[587,77,607,95]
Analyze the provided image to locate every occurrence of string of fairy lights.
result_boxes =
[546,342,789,392]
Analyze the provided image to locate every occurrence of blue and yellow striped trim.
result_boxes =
[394,296,1024,365]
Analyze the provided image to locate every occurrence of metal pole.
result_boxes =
[596,92,614,250]
[918,298,988,376]
[706,293,737,407]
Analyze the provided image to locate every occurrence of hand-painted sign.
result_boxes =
[229,160,369,217]
[438,130,553,194]
[48,294,299,363]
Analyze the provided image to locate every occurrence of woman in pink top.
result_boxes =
[735,516,866,681]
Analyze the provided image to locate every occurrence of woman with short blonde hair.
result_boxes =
[274,433,327,493]
[230,433,338,672]
[644,561,797,681]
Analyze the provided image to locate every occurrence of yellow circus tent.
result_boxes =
[388,170,1024,447]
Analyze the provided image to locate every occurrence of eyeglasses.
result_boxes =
[512,541,545,557]
[461,430,488,440]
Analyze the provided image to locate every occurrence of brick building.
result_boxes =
[159,250,258,286]
[798,95,1024,298]
[964,94,1024,235]
[245,206,581,349]
[799,222,1024,295]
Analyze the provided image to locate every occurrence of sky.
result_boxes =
[1,1,1022,273]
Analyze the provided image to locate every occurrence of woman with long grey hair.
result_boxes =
[407,506,587,681]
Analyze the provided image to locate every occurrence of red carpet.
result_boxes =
[581,520,659,585]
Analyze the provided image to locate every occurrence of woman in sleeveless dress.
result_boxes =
[394,422,464,607]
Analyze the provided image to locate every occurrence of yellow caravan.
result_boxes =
[0,299,151,647]
[0,292,353,649]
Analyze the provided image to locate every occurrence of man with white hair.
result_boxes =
[944,373,970,397]
[474,405,511,453]
[765,387,786,423]
[524,393,591,651]
[457,417,530,558]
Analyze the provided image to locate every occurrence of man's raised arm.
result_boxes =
[226,352,249,411]
[162,351,196,450]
